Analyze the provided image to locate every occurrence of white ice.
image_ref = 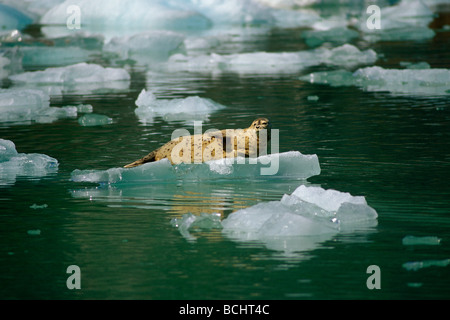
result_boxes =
[134,89,226,124]
[402,235,441,246]
[166,44,377,75]
[8,63,130,96]
[0,89,78,125]
[71,151,321,184]
[0,139,59,186]
[300,66,450,96]
[9,62,130,84]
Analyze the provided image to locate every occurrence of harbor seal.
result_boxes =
[124,118,271,168]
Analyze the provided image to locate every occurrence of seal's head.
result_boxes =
[250,118,271,131]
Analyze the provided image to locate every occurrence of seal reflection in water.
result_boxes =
[124,118,271,168]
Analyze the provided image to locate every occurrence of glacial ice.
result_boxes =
[166,44,377,75]
[40,0,212,39]
[172,184,378,251]
[134,89,226,124]
[103,31,186,64]
[0,3,33,31]
[0,139,59,186]
[9,62,130,84]
[300,66,450,96]
[71,151,321,185]
[0,89,78,125]
[358,0,436,42]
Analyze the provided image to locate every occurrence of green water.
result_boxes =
[1,11,450,301]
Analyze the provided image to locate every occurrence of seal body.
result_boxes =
[124,118,271,168]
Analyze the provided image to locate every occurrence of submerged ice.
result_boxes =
[71,151,321,184]
[0,139,58,185]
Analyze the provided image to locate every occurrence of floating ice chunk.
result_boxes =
[166,44,376,75]
[27,229,41,236]
[41,0,212,40]
[73,104,93,113]
[9,62,130,84]
[78,114,113,126]
[0,4,33,31]
[0,139,58,186]
[403,259,450,271]
[0,89,78,125]
[174,184,377,252]
[300,66,450,96]
[134,89,226,124]
[307,95,319,101]
[21,46,96,68]
[399,61,431,69]
[103,31,186,64]
[71,151,320,184]
[402,235,441,246]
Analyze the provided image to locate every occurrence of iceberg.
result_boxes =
[301,27,360,48]
[402,235,441,246]
[0,89,77,125]
[172,184,378,252]
[0,139,59,186]
[300,66,450,96]
[166,44,377,75]
[71,151,321,185]
[134,89,226,124]
[40,0,212,39]
[0,4,33,31]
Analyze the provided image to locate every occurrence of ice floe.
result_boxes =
[9,62,130,84]
[166,44,377,75]
[0,139,59,186]
[71,151,320,185]
[9,63,130,95]
[134,89,226,124]
[171,184,378,252]
[300,66,450,96]
[402,235,441,246]
[0,89,77,125]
